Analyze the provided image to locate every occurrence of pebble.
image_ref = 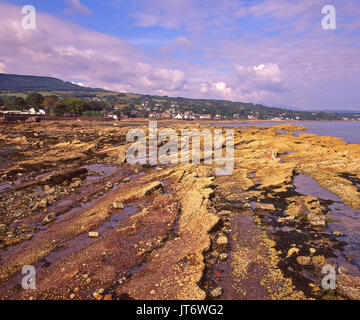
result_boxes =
[218,210,231,216]
[333,231,344,237]
[93,292,102,300]
[89,231,99,238]
[43,213,56,224]
[112,200,124,209]
[338,266,348,275]
[296,256,311,266]
[287,247,300,258]
[210,287,223,298]
[216,236,228,246]
[219,253,228,261]
[104,294,112,300]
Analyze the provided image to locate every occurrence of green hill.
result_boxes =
[0,73,107,93]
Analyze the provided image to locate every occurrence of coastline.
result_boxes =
[0,120,359,300]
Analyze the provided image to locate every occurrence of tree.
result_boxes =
[26,93,44,110]
[122,105,131,117]
[3,101,14,110]
[42,96,58,107]
[0,97,4,106]
[61,97,85,116]
[42,96,58,115]
[53,102,66,116]
[14,97,27,110]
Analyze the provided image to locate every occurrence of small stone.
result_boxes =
[338,266,348,275]
[86,278,91,284]
[70,180,81,189]
[93,292,102,300]
[210,287,222,298]
[104,294,112,300]
[218,210,231,216]
[308,213,327,227]
[99,288,104,294]
[252,203,275,211]
[150,290,156,295]
[287,247,300,258]
[310,248,316,255]
[112,201,124,209]
[219,253,228,261]
[144,181,164,196]
[45,188,56,195]
[39,199,48,208]
[43,213,56,224]
[216,236,228,246]
[333,231,344,237]
[70,294,75,299]
[296,256,311,266]
[89,231,99,238]
[312,255,327,268]
[106,182,113,188]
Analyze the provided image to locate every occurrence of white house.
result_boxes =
[29,108,46,115]
[173,114,183,119]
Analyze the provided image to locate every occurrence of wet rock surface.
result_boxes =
[0,121,359,300]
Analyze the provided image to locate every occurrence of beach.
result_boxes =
[0,120,359,300]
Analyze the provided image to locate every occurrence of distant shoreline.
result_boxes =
[1,114,359,124]
[118,118,360,125]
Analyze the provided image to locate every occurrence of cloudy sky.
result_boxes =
[0,0,359,110]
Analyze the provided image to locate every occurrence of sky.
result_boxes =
[0,0,359,110]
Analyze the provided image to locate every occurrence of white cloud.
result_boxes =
[174,36,195,50]
[0,2,187,96]
[65,0,93,16]
[235,63,286,93]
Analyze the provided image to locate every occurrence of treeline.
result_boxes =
[0,93,113,116]
[0,91,352,120]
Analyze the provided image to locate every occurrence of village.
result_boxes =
[1,92,359,122]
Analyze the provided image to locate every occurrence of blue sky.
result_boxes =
[0,0,359,110]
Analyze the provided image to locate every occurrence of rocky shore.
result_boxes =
[0,120,359,300]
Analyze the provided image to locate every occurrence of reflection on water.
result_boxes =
[294,174,360,271]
